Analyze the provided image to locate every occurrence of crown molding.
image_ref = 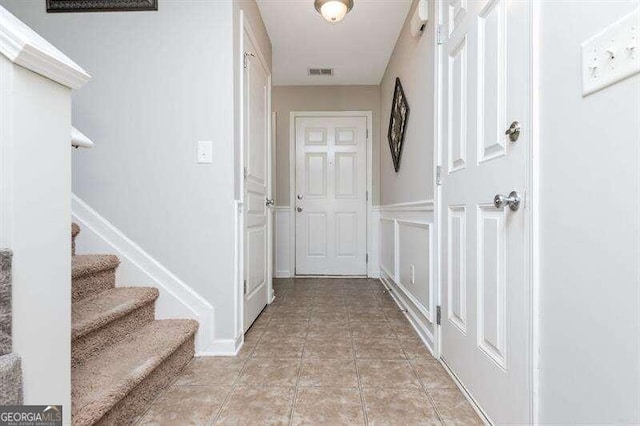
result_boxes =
[0,6,90,89]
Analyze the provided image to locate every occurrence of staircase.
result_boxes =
[71,224,198,426]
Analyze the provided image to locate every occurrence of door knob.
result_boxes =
[296,207,303,213]
[494,191,521,211]
[505,121,521,142]
[297,194,304,201]
[265,198,275,207]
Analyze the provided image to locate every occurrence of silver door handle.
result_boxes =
[494,191,521,211]
[505,121,521,142]
[266,198,275,207]
[296,207,303,213]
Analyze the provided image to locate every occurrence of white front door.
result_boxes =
[295,115,368,276]
[440,0,531,423]
[243,27,271,332]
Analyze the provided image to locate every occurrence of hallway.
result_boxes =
[137,278,482,425]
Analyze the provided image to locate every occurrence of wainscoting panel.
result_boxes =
[274,207,292,278]
[376,200,437,354]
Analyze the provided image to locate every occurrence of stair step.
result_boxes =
[71,223,80,256]
[72,319,198,426]
[72,287,159,365]
[72,255,120,302]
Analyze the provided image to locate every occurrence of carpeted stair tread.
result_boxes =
[72,255,120,279]
[72,223,80,239]
[72,319,198,426]
[72,287,159,340]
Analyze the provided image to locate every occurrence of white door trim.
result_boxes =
[433,0,539,423]
[238,11,272,336]
[288,111,374,277]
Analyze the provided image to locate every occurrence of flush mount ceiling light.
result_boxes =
[314,0,354,23]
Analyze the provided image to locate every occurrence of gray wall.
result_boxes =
[0,0,241,340]
[379,0,436,206]
[272,85,381,206]
[538,1,640,423]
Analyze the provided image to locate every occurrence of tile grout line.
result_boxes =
[287,295,313,426]
[349,291,370,426]
[208,314,271,426]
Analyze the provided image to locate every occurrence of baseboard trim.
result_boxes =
[275,270,291,278]
[379,271,436,354]
[440,358,492,425]
[197,334,243,357]
[71,194,215,354]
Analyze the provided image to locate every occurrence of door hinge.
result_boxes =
[243,166,248,180]
[243,52,255,69]
[436,305,442,325]
[366,190,369,201]
[243,279,247,295]
[437,24,446,45]
[366,253,369,264]
[436,166,442,186]
[366,128,369,139]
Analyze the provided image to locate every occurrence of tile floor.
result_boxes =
[137,278,483,425]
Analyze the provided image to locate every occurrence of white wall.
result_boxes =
[0,1,240,343]
[538,1,640,423]
[379,0,436,205]
[0,55,73,424]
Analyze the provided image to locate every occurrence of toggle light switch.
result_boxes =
[581,7,640,96]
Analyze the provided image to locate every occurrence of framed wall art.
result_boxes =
[387,77,410,173]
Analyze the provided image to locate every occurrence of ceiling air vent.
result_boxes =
[308,68,334,76]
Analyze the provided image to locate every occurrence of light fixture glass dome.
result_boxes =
[314,0,354,23]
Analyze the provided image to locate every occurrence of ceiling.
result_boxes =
[256,0,413,86]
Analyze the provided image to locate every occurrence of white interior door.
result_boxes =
[295,115,367,276]
[440,0,531,423]
[243,27,271,332]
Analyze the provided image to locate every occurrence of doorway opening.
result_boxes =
[289,111,374,277]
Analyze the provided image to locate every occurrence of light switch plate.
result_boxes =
[197,141,213,164]
[582,7,640,96]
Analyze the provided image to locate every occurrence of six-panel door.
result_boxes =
[295,116,368,276]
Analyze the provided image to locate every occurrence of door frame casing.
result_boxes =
[433,0,539,423]
[238,11,273,337]
[289,111,374,277]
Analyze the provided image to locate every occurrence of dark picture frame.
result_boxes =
[387,77,410,173]
[47,0,158,13]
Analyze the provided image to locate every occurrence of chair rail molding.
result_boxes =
[0,6,90,89]
[71,194,217,355]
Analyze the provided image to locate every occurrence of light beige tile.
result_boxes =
[253,337,305,358]
[238,358,300,387]
[429,388,483,425]
[139,384,229,426]
[174,357,246,386]
[412,359,457,389]
[350,322,396,339]
[357,359,421,388]
[306,323,351,340]
[303,337,354,359]
[299,358,358,388]
[363,387,441,426]
[216,386,294,426]
[399,336,437,361]
[291,387,365,426]
[354,337,405,360]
